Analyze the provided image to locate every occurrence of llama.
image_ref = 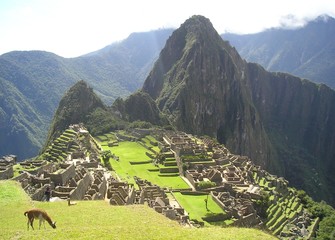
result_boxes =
[24,209,56,230]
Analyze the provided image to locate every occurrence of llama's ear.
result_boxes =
[54,221,56,225]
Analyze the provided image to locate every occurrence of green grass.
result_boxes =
[13,164,39,177]
[141,136,160,152]
[0,180,276,240]
[172,192,225,224]
[108,141,151,162]
[100,140,189,189]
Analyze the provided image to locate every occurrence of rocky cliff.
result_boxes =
[142,15,335,204]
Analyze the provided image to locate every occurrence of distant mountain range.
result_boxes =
[223,15,335,89]
[0,29,173,159]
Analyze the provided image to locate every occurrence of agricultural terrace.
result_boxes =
[95,132,189,189]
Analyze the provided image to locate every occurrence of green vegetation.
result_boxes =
[112,90,168,126]
[0,180,276,240]
[0,76,48,159]
[12,163,41,177]
[296,190,335,239]
[0,29,174,159]
[197,181,216,190]
[44,81,108,147]
[86,107,126,136]
[97,135,189,189]
[172,192,225,225]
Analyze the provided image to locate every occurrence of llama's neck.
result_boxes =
[41,212,54,226]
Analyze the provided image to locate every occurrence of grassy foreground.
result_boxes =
[0,181,276,240]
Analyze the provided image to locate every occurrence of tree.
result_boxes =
[101,150,112,170]
[101,150,112,162]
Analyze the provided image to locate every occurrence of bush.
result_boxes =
[317,214,335,240]
[128,121,153,129]
[197,181,216,190]
[310,201,334,220]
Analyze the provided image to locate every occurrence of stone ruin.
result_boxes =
[107,178,136,205]
[4,126,321,238]
[0,155,16,180]
[10,124,108,202]
[106,176,189,224]
[211,190,263,227]
[158,130,319,237]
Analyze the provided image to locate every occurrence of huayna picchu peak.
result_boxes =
[142,15,335,206]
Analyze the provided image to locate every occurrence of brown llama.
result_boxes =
[24,209,56,230]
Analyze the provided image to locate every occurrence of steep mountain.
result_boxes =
[223,15,335,89]
[142,15,335,205]
[45,80,104,143]
[45,80,123,148]
[0,29,172,159]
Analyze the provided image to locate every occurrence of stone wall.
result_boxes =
[0,165,13,180]
[78,161,99,168]
[185,171,196,187]
[211,192,227,212]
[70,173,93,200]
[45,164,75,186]
[31,184,49,201]
[12,172,29,182]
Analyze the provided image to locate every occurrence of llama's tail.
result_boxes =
[24,211,28,216]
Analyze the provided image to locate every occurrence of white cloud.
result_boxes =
[0,0,334,57]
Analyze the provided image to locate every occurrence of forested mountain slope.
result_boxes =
[0,29,172,159]
[223,15,335,89]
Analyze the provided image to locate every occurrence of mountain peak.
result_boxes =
[180,15,223,47]
[313,14,335,23]
[142,15,239,100]
[44,80,105,146]
[181,15,214,31]
[142,14,272,168]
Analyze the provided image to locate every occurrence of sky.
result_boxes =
[0,0,335,58]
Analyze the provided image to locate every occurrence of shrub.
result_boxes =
[197,181,216,190]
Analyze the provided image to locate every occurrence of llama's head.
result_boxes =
[51,222,57,229]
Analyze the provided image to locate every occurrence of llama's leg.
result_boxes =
[30,219,34,230]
